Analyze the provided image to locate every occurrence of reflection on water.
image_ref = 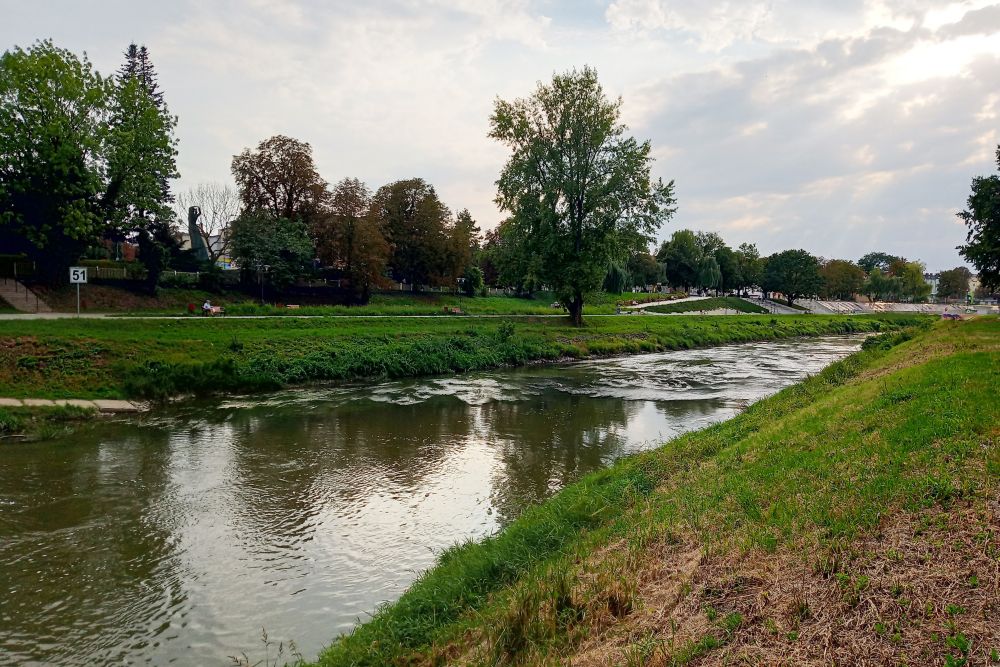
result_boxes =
[0,336,862,665]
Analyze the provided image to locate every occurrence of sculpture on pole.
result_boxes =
[188,206,210,262]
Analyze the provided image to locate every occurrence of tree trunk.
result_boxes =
[568,292,584,327]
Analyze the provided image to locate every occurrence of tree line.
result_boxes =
[226,134,483,302]
[1,40,178,286]
[3,42,996,321]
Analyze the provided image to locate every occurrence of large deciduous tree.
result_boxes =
[762,249,823,305]
[230,213,313,292]
[936,266,972,299]
[626,251,663,287]
[734,243,762,294]
[657,229,701,291]
[898,261,931,302]
[370,178,451,287]
[489,67,675,325]
[819,259,865,300]
[958,146,1000,290]
[313,177,389,303]
[0,40,112,282]
[231,135,328,224]
[858,251,903,274]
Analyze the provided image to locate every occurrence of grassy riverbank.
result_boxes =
[0,314,921,400]
[646,296,767,314]
[0,404,96,442]
[313,317,999,666]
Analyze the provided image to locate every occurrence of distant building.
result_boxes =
[923,272,940,297]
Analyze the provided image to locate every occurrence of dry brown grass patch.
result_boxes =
[563,499,998,666]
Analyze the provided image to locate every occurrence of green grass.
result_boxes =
[311,317,999,666]
[645,296,767,314]
[0,295,20,314]
[0,404,97,441]
[0,313,923,400]
[110,290,683,317]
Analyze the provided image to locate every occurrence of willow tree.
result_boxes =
[489,66,675,326]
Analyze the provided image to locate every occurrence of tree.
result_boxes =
[462,265,484,297]
[313,178,388,303]
[858,251,903,274]
[626,252,663,287]
[734,243,762,294]
[958,146,1000,290]
[862,268,897,302]
[481,218,543,293]
[819,259,865,300]
[231,135,328,224]
[109,42,176,217]
[230,213,314,292]
[657,229,702,291]
[603,263,629,294]
[762,249,823,305]
[447,208,480,285]
[370,178,451,287]
[0,40,113,283]
[898,261,931,302]
[175,183,240,265]
[490,66,675,325]
[697,255,721,292]
[936,267,972,299]
[713,245,741,294]
[106,44,179,290]
[120,44,163,109]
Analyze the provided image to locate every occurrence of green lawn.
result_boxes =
[0,295,19,314]
[0,313,922,399]
[645,296,767,314]
[312,317,1000,667]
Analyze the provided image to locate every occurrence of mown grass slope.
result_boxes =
[645,297,766,314]
[313,317,998,667]
[0,314,916,399]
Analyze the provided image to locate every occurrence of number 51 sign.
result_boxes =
[69,266,87,315]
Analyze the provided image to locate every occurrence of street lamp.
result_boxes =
[258,263,270,304]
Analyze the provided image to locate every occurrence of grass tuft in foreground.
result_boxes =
[312,317,999,666]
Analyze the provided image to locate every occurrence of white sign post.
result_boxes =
[69,267,87,316]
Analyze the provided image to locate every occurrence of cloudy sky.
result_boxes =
[5,0,999,270]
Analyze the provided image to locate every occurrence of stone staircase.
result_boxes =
[0,278,51,313]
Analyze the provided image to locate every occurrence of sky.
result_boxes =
[4,0,999,271]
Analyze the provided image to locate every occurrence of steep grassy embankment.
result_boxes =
[313,317,999,667]
[0,314,918,399]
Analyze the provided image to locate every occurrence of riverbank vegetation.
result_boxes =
[645,297,766,314]
[0,404,96,441]
[312,317,998,666]
[0,314,921,400]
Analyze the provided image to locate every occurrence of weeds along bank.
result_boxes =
[0,314,923,400]
[313,318,999,667]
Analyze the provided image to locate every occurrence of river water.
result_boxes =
[0,336,862,665]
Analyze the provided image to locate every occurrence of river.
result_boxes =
[0,335,863,665]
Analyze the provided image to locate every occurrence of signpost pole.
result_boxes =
[70,266,87,317]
